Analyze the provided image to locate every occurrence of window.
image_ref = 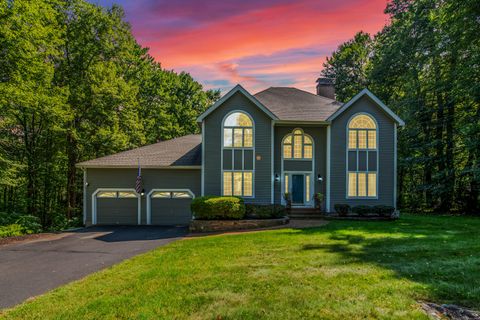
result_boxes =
[223,112,253,148]
[97,191,138,198]
[222,111,254,197]
[151,191,193,199]
[347,114,377,198]
[283,129,313,159]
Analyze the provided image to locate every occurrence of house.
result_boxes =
[76,78,405,226]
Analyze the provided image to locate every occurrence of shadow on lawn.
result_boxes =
[292,215,480,309]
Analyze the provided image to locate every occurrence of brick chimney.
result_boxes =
[316,77,335,99]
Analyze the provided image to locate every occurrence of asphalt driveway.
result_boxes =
[0,226,187,309]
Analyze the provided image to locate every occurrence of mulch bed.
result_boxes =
[0,232,62,247]
[421,302,480,320]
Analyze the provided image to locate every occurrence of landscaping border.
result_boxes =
[189,217,289,232]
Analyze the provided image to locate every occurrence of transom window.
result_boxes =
[347,114,378,198]
[97,191,137,198]
[222,111,254,197]
[151,191,193,199]
[223,112,253,148]
[283,129,313,159]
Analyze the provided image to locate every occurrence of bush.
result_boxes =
[0,212,20,226]
[334,204,350,216]
[245,204,286,219]
[15,215,42,233]
[0,224,25,238]
[48,213,82,231]
[191,196,245,220]
[351,205,373,216]
[372,205,395,217]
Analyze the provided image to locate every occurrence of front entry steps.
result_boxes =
[288,208,324,219]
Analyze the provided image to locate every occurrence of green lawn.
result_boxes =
[2,214,479,319]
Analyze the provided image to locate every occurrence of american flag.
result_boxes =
[135,159,142,194]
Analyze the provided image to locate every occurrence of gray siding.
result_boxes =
[203,91,272,204]
[85,168,200,225]
[329,95,395,210]
[273,126,327,206]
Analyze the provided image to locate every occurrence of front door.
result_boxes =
[291,174,304,204]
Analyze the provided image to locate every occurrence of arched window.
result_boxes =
[283,129,313,159]
[222,111,254,197]
[347,114,377,198]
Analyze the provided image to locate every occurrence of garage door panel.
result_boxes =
[151,199,191,225]
[97,198,137,225]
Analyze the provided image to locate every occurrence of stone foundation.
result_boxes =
[189,217,289,233]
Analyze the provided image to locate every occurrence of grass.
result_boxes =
[2,214,480,319]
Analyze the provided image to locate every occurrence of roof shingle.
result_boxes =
[76,134,201,168]
[254,87,342,121]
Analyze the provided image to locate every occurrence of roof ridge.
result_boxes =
[255,86,338,103]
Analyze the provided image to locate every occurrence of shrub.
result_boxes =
[334,204,350,216]
[351,205,372,216]
[15,215,42,233]
[0,212,20,226]
[191,196,245,220]
[245,204,286,219]
[372,205,395,217]
[0,224,24,238]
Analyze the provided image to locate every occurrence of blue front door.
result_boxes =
[292,174,304,204]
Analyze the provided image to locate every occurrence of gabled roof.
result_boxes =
[196,84,278,122]
[76,134,202,168]
[254,87,342,122]
[327,88,405,126]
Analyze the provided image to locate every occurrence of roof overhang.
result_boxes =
[327,88,405,126]
[273,120,331,126]
[76,165,201,170]
[196,84,279,122]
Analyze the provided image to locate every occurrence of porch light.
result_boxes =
[274,174,280,182]
[140,189,145,197]
[85,182,89,186]
[317,174,323,182]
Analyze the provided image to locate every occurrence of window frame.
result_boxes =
[282,128,314,160]
[346,113,379,199]
[221,110,255,198]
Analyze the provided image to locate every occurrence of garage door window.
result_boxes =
[151,191,193,199]
[97,191,137,198]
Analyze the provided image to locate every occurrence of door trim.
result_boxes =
[92,188,141,225]
[146,189,195,225]
[283,171,314,208]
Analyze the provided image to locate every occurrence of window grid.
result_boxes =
[283,129,313,160]
[347,114,377,198]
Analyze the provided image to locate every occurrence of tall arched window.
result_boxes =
[283,129,313,159]
[347,114,377,198]
[222,111,254,197]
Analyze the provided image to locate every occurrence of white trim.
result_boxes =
[283,171,314,208]
[326,125,331,212]
[201,121,205,196]
[271,120,274,204]
[220,110,255,198]
[91,188,141,225]
[393,123,397,209]
[345,113,379,199]
[197,84,278,122]
[146,188,195,225]
[83,169,87,225]
[328,88,405,126]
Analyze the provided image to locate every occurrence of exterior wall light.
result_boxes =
[274,174,280,182]
[140,189,145,197]
[317,174,323,182]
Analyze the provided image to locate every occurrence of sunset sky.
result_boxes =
[91,0,389,93]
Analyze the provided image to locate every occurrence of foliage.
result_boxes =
[351,205,374,216]
[322,0,480,214]
[0,0,219,227]
[334,204,350,215]
[14,215,42,233]
[245,204,286,219]
[191,196,245,220]
[372,205,396,217]
[0,224,25,238]
[0,213,42,238]
[2,215,480,319]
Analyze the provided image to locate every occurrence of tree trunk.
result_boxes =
[66,130,78,219]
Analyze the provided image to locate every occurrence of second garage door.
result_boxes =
[148,190,194,225]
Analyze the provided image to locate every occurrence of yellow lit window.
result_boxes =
[151,192,170,198]
[358,173,367,196]
[293,135,302,158]
[368,131,376,149]
[223,129,233,147]
[223,172,232,196]
[233,128,243,147]
[97,191,117,198]
[172,192,192,198]
[304,145,313,159]
[358,130,367,149]
[118,191,137,198]
[224,112,252,127]
[285,174,289,194]
[243,128,253,147]
[368,173,377,197]
[348,131,357,149]
[283,144,292,158]
[243,172,253,197]
[348,173,357,197]
[306,175,310,202]
[233,172,243,196]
